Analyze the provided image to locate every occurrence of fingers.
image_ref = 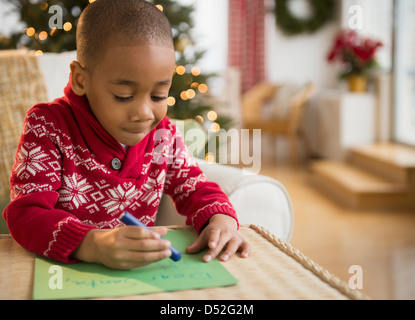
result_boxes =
[207,229,221,250]
[219,238,240,262]
[203,230,250,263]
[152,227,169,238]
[185,235,205,254]
[98,226,172,270]
[185,228,220,255]
[203,229,223,262]
[114,224,250,270]
[122,226,167,240]
[186,223,251,263]
[117,226,171,252]
[221,238,250,261]
[114,247,172,270]
[239,240,250,258]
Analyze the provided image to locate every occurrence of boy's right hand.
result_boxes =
[72,226,172,270]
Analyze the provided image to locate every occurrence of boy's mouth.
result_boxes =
[125,125,150,134]
[124,120,158,136]
[127,129,148,134]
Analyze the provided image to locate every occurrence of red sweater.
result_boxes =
[3,82,237,263]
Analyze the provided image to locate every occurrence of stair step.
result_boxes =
[350,143,415,184]
[310,160,412,210]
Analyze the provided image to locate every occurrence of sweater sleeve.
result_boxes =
[162,119,239,233]
[3,107,97,263]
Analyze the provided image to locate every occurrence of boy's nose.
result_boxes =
[129,100,154,122]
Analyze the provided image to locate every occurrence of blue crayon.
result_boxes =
[119,211,182,262]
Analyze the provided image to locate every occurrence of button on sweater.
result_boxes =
[3,82,237,264]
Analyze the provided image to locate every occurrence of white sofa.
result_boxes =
[37,51,294,241]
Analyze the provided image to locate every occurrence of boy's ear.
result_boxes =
[70,61,87,96]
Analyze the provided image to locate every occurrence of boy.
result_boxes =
[3,0,249,270]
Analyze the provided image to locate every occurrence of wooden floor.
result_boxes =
[258,159,415,300]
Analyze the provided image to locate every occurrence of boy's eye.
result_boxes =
[114,95,167,103]
[152,96,167,102]
[114,95,133,103]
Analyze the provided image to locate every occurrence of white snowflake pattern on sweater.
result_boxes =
[14,142,50,179]
[58,173,94,210]
[102,183,140,216]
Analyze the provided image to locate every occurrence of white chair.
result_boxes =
[156,159,294,241]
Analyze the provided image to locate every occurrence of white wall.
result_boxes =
[179,0,229,96]
[185,0,228,75]
[265,8,341,91]
[0,2,25,37]
[186,0,343,93]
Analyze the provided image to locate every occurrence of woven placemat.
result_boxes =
[108,225,368,300]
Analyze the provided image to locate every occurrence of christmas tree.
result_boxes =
[0,0,232,134]
[0,0,86,52]
[153,0,232,131]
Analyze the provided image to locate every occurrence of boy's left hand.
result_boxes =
[185,214,250,262]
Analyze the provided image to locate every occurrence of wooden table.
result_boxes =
[0,225,366,300]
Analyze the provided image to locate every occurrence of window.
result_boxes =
[393,0,415,146]
[341,0,393,71]
[343,0,415,147]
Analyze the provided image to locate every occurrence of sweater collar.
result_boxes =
[62,79,152,177]
[63,79,123,154]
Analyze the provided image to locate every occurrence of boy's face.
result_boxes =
[75,44,176,147]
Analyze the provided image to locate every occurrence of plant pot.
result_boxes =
[348,75,368,93]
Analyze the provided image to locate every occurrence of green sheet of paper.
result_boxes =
[33,229,238,300]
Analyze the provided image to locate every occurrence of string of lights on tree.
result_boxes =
[0,0,232,161]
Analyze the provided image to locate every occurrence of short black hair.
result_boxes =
[76,0,173,72]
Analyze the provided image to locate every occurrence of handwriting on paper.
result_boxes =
[34,230,238,299]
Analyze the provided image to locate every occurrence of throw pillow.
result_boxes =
[270,83,307,120]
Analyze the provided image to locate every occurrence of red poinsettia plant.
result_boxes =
[327,29,383,79]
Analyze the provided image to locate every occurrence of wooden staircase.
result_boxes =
[310,143,415,210]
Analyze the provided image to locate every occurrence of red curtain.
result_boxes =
[228,0,266,93]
